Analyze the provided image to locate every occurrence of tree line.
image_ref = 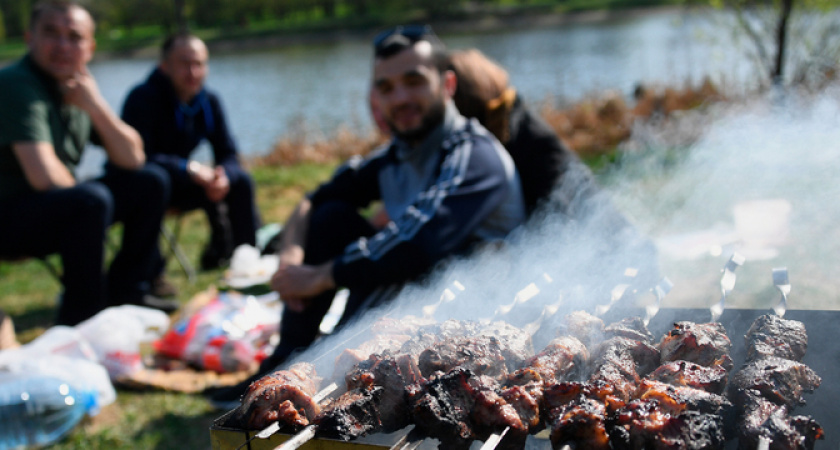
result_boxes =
[0,0,672,40]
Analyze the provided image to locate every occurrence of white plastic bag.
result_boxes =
[225,244,279,288]
[0,326,98,366]
[76,305,170,379]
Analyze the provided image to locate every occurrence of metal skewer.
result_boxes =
[422,280,466,318]
[594,267,638,317]
[772,267,790,317]
[389,429,424,450]
[757,436,771,450]
[710,253,745,322]
[643,277,674,327]
[479,426,509,450]
[522,297,564,336]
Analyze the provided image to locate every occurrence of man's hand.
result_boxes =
[61,68,104,114]
[206,166,230,202]
[270,261,335,313]
[188,162,230,202]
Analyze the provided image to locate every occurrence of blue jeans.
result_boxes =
[0,164,168,325]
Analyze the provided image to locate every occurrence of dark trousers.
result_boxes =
[262,200,381,370]
[161,164,259,257]
[0,164,168,325]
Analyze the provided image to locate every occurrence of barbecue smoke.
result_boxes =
[294,85,840,376]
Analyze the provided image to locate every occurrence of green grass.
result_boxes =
[0,162,334,450]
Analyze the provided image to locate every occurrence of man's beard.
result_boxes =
[388,96,447,145]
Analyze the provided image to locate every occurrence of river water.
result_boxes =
[86,8,752,164]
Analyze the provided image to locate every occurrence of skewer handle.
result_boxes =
[273,425,317,450]
[479,427,509,450]
[757,436,771,450]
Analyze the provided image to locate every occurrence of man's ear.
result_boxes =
[443,70,457,97]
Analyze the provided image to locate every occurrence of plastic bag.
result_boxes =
[224,244,280,288]
[0,355,115,413]
[76,305,170,379]
[155,291,280,372]
[0,326,98,366]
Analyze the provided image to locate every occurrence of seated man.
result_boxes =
[122,33,260,270]
[447,48,659,290]
[209,25,526,405]
[0,1,175,325]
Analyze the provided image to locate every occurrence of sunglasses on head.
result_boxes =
[373,24,434,50]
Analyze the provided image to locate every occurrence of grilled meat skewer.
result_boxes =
[731,314,824,450]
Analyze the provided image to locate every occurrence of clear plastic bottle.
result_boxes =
[0,374,96,449]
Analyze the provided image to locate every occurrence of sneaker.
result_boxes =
[151,275,178,298]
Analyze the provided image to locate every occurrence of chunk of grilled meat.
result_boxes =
[556,310,605,348]
[408,368,527,450]
[659,322,733,369]
[635,380,733,418]
[548,396,611,450]
[745,315,808,362]
[235,362,322,430]
[729,357,821,408]
[509,336,589,386]
[590,337,660,401]
[418,335,510,380]
[646,359,731,394]
[736,389,824,450]
[610,401,726,450]
[498,336,590,434]
[605,316,655,344]
[315,387,384,441]
[345,352,422,432]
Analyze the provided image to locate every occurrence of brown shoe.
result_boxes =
[152,275,178,298]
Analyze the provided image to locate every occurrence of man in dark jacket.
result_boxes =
[122,33,259,270]
[208,25,526,407]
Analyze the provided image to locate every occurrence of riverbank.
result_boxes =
[0,3,686,62]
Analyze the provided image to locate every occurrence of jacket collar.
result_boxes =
[390,100,464,162]
[148,67,207,106]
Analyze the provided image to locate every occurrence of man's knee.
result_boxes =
[74,182,113,225]
[135,164,170,202]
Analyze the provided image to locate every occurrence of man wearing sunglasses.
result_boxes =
[209,25,526,406]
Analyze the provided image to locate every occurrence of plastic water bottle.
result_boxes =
[0,374,96,449]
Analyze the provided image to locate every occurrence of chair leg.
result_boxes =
[161,217,197,284]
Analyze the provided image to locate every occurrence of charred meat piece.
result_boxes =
[345,352,421,432]
[589,337,660,401]
[635,380,733,418]
[745,314,808,362]
[557,310,605,348]
[511,336,588,385]
[332,334,412,380]
[610,400,726,450]
[235,362,322,430]
[408,368,526,449]
[418,335,510,380]
[737,389,824,450]
[646,359,731,394]
[730,357,821,408]
[315,387,383,441]
[605,316,655,344]
[547,396,611,450]
[659,322,732,369]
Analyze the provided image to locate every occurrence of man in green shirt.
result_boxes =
[0,0,176,325]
